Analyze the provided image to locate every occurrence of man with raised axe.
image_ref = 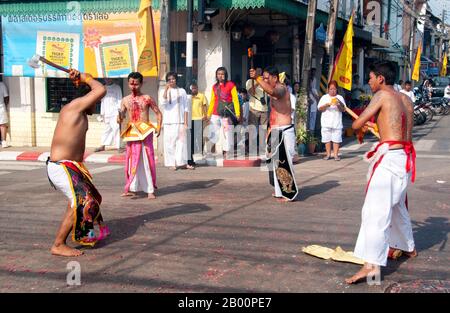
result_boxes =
[46,69,109,257]
[345,61,417,284]
[118,72,162,200]
[249,66,298,202]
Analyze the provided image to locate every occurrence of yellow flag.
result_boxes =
[137,0,158,76]
[441,53,447,77]
[412,43,422,81]
[331,14,354,90]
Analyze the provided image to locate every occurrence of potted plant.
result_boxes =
[296,127,308,156]
[306,131,319,154]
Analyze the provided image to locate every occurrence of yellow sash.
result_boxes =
[120,121,156,142]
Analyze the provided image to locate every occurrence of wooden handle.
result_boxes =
[39,56,70,73]
[345,107,380,139]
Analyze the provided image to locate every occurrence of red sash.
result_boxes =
[365,140,416,194]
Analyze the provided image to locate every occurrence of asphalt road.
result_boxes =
[0,116,449,293]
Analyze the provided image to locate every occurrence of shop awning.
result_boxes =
[0,0,160,15]
[171,0,345,30]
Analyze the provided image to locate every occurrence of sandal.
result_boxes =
[323,155,331,160]
[334,156,341,161]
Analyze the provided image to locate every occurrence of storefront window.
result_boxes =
[46,78,116,113]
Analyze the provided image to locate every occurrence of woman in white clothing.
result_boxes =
[317,80,346,161]
[159,72,194,170]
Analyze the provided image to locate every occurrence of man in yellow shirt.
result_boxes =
[190,82,208,163]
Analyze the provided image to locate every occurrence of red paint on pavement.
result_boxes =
[223,159,261,167]
[108,154,125,163]
[16,151,41,161]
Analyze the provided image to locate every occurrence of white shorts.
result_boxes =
[321,127,342,143]
[47,161,75,207]
[0,104,8,125]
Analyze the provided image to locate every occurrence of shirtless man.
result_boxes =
[249,66,298,201]
[47,69,107,257]
[118,72,162,199]
[346,61,417,284]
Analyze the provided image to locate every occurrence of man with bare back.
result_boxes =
[46,69,108,257]
[118,72,162,200]
[249,66,298,202]
[346,61,417,284]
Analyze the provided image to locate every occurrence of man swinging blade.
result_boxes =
[346,61,417,284]
[46,69,109,257]
[249,66,298,202]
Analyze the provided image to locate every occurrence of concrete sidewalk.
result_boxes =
[0,146,267,167]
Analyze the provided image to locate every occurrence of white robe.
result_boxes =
[353,149,415,266]
[159,87,189,167]
[101,116,120,148]
[163,124,187,167]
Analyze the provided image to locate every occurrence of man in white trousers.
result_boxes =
[347,61,417,284]
[95,78,122,152]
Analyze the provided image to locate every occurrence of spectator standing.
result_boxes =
[189,82,208,162]
[400,81,416,104]
[318,80,347,161]
[0,81,9,148]
[95,78,122,152]
[245,67,268,156]
[160,72,193,170]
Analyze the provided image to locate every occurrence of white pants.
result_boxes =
[283,124,298,158]
[101,116,120,148]
[271,125,298,199]
[163,123,187,167]
[321,127,342,143]
[354,150,415,266]
[128,142,154,194]
[309,110,317,130]
[209,115,233,152]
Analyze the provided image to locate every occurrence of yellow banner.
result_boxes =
[331,14,354,90]
[412,43,422,81]
[83,10,160,77]
[137,0,158,76]
[441,53,447,77]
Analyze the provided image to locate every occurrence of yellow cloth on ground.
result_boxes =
[302,245,364,265]
[121,121,156,142]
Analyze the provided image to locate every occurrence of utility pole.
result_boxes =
[439,10,447,62]
[299,0,317,133]
[408,1,416,82]
[158,0,170,158]
[325,0,340,81]
[185,0,193,92]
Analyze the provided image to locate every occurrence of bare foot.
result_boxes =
[404,249,418,258]
[170,166,177,171]
[147,193,156,200]
[388,247,417,260]
[51,244,84,257]
[345,264,380,284]
[121,192,136,197]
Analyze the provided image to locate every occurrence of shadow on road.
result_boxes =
[297,180,340,201]
[155,179,224,197]
[97,203,212,246]
[413,217,449,252]
[383,216,449,279]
